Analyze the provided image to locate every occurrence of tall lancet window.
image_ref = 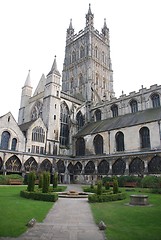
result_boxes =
[151,93,160,108]
[60,103,69,147]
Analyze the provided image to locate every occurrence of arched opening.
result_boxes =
[11,138,17,151]
[76,137,85,156]
[130,99,138,113]
[111,104,118,117]
[115,131,125,151]
[5,155,21,172]
[57,160,65,173]
[129,157,144,175]
[95,109,101,121]
[60,102,69,147]
[112,158,126,175]
[0,157,3,171]
[40,159,52,172]
[97,160,109,174]
[1,131,10,150]
[74,162,82,174]
[24,157,38,172]
[151,93,160,108]
[84,161,95,174]
[93,134,103,155]
[139,127,150,149]
[148,156,161,174]
[76,111,85,130]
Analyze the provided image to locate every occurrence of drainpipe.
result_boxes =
[108,131,110,154]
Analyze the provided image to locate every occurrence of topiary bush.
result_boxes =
[97,180,103,195]
[113,177,119,194]
[53,172,58,189]
[88,192,126,203]
[105,181,110,190]
[20,190,58,202]
[27,172,36,192]
[38,173,43,189]
[42,172,50,193]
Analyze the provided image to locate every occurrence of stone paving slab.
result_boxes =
[0,185,106,240]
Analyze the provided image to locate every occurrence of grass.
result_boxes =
[90,188,161,240]
[0,186,54,237]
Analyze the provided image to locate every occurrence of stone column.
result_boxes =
[125,161,129,175]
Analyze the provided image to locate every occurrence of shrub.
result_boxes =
[53,172,58,189]
[97,180,103,195]
[0,174,23,185]
[88,192,126,203]
[141,176,161,189]
[42,172,50,193]
[20,190,58,202]
[38,173,43,189]
[113,178,119,194]
[27,172,36,192]
[105,181,110,190]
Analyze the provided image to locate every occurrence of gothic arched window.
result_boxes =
[5,155,21,172]
[76,111,85,130]
[1,131,10,150]
[139,127,150,149]
[40,159,52,172]
[72,51,76,63]
[60,103,69,147]
[111,104,118,117]
[94,46,98,58]
[130,99,138,113]
[31,101,43,120]
[84,161,95,174]
[93,134,103,155]
[112,158,126,175]
[95,109,101,121]
[67,163,74,174]
[24,157,38,172]
[129,157,144,175]
[151,93,160,108]
[80,46,85,58]
[115,131,125,151]
[32,127,45,143]
[76,137,85,156]
[148,156,161,174]
[74,162,82,174]
[11,138,17,151]
[57,160,65,173]
[97,160,109,174]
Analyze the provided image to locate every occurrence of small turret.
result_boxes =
[66,19,74,39]
[102,18,109,37]
[86,3,94,28]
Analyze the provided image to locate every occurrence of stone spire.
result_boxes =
[86,3,94,28]
[24,70,31,87]
[67,19,74,38]
[47,56,61,77]
[102,18,109,37]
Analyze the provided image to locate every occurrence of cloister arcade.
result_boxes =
[0,149,161,183]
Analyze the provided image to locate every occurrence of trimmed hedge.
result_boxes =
[88,192,126,203]
[20,190,58,202]
[0,174,23,185]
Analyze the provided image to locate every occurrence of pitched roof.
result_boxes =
[19,120,36,131]
[75,107,161,137]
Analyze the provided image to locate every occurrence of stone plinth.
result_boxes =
[130,194,149,206]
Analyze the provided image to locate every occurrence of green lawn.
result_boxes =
[90,189,161,240]
[0,186,54,237]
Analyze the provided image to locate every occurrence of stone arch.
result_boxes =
[40,159,52,172]
[84,161,95,174]
[148,155,161,174]
[139,127,150,149]
[74,162,82,174]
[129,157,144,175]
[93,134,103,155]
[57,160,65,173]
[97,160,109,174]
[112,158,126,175]
[5,155,22,172]
[76,137,85,156]
[24,157,38,172]
[67,162,74,174]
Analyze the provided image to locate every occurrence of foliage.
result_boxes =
[38,173,43,189]
[105,181,110,190]
[103,176,142,187]
[141,176,161,189]
[27,172,36,192]
[0,186,53,237]
[53,172,58,189]
[97,180,103,195]
[88,192,126,203]
[0,174,23,185]
[20,190,58,202]
[42,172,50,193]
[51,185,67,192]
[113,177,119,194]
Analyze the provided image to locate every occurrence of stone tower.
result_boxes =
[62,4,114,104]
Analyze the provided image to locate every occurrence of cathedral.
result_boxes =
[0,4,161,183]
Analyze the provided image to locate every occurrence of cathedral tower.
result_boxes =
[62,4,114,104]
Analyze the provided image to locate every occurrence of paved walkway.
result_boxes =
[0,185,106,240]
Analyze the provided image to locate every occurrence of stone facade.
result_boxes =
[0,4,161,183]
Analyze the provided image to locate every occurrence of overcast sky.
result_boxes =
[0,0,161,120]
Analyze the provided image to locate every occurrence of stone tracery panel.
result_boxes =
[148,155,161,174]
[57,160,65,173]
[40,159,52,172]
[24,157,38,172]
[5,155,22,172]
[84,161,95,174]
[112,158,126,175]
[129,157,144,175]
[97,160,109,174]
